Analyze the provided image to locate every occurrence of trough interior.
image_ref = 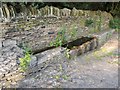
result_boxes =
[62,37,94,49]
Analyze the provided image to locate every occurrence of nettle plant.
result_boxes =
[19,43,32,72]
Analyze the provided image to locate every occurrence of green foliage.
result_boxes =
[85,18,94,27]
[54,75,60,80]
[50,26,67,47]
[109,17,120,29]
[97,11,102,31]
[62,75,69,80]
[19,52,31,72]
[70,24,77,39]
[19,44,32,72]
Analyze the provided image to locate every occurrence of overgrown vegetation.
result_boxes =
[19,43,32,72]
[50,24,78,59]
[50,25,67,47]
[96,11,102,31]
[109,17,120,29]
[85,18,94,27]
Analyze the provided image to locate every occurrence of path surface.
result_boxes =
[17,33,118,88]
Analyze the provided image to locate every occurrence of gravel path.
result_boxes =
[17,33,118,88]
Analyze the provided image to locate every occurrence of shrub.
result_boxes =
[109,17,120,29]
[85,18,94,27]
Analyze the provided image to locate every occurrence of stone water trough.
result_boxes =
[27,29,115,75]
[0,28,115,88]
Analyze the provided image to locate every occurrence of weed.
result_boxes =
[109,17,120,29]
[85,18,94,27]
[54,75,60,80]
[62,75,69,80]
[59,64,63,71]
[50,25,67,47]
[19,43,32,72]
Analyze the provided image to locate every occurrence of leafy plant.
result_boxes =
[109,17,120,29]
[54,75,60,80]
[62,75,69,80]
[19,43,32,72]
[85,18,94,27]
[50,25,67,47]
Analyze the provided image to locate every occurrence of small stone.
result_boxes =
[6,73,23,81]
[0,58,4,62]
[0,41,2,49]
[47,78,54,85]
[10,62,17,67]
[0,68,6,74]
[2,45,14,52]
[29,56,37,68]
[3,59,10,65]
[3,66,10,71]
[3,39,17,47]
[0,72,4,79]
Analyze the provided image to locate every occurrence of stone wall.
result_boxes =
[0,4,113,22]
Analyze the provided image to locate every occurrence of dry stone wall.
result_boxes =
[0,4,113,22]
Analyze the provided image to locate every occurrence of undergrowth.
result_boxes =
[19,43,32,72]
[50,25,67,47]
[109,17,120,30]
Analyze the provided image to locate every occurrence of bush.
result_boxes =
[85,18,94,27]
[109,17,120,29]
